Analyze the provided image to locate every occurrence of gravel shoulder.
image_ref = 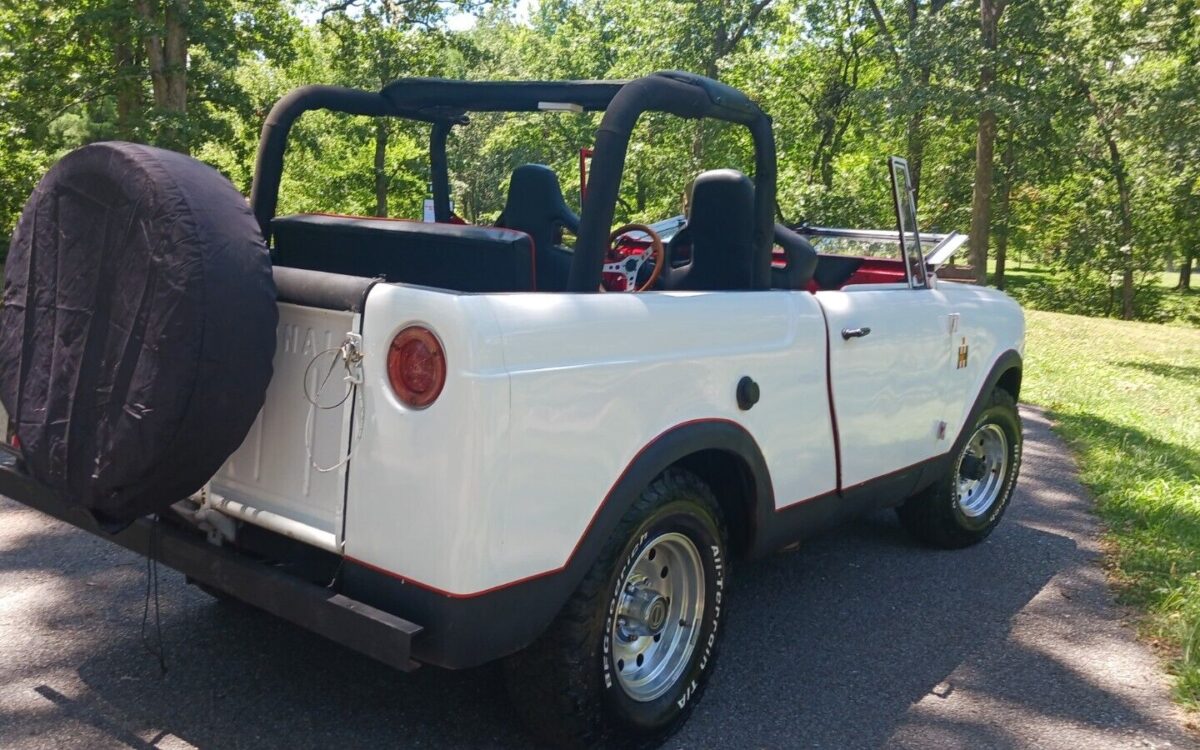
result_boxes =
[0,406,1194,749]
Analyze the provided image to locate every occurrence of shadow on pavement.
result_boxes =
[41,509,1080,749]
[3,407,1190,749]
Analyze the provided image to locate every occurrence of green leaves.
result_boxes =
[0,0,1195,316]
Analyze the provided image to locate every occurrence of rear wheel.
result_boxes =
[504,468,727,748]
[897,388,1022,548]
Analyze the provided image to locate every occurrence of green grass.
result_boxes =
[993,260,1183,290]
[990,261,1200,327]
[1024,310,1200,705]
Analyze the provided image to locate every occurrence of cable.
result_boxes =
[140,518,167,675]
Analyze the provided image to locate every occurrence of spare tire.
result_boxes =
[0,142,277,528]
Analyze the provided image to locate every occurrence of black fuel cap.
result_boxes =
[736,376,760,411]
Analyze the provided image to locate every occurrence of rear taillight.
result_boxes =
[387,326,446,409]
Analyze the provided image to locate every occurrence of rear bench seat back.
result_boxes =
[272,214,537,293]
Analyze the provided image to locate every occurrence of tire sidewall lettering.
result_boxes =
[951,399,1022,530]
[601,499,725,729]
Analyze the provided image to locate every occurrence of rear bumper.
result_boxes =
[0,445,423,672]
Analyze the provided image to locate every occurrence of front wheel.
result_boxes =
[504,468,727,748]
[897,388,1022,548]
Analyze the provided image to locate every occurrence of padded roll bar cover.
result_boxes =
[273,266,379,312]
[380,78,626,115]
[250,86,395,241]
[0,142,278,527]
[571,71,777,292]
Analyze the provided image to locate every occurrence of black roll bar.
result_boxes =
[430,119,455,223]
[249,72,777,291]
[568,71,777,291]
[250,85,396,242]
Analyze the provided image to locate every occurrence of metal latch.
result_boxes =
[304,331,366,473]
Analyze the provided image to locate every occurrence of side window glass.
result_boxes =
[888,157,928,289]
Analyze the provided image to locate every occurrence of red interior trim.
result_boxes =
[815,303,843,492]
[841,258,906,287]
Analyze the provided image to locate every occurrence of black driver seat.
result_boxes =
[497,164,579,291]
[663,169,757,291]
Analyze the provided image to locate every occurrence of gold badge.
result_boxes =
[956,337,969,369]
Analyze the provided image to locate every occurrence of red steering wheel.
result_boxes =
[601,224,666,292]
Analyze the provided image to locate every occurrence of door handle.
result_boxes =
[841,327,872,340]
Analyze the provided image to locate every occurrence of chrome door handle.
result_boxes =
[841,327,871,340]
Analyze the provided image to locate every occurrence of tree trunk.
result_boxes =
[1115,166,1136,319]
[904,65,931,204]
[138,0,168,108]
[993,140,1016,290]
[137,0,189,152]
[968,110,997,286]
[112,12,141,138]
[968,0,1004,286]
[1179,249,1193,291]
[164,0,188,113]
[1080,85,1136,318]
[374,120,388,217]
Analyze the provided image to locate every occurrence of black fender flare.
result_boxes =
[958,349,1023,450]
[511,419,775,655]
[342,418,775,669]
[911,348,1024,494]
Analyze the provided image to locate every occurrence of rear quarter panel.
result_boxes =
[344,287,837,596]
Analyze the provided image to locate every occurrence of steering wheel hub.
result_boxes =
[601,223,666,292]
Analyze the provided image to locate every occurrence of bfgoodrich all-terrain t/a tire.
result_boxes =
[897,388,1023,549]
[504,468,728,749]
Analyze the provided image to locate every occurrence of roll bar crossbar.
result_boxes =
[249,71,777,292]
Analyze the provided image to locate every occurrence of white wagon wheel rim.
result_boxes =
[955,423,1009,518]
[610,532,706,702]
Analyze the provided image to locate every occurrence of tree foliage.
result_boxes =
[1,0,1196,322]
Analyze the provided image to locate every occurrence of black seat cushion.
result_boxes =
[811,254,865,290]
[272,214,536,293]
[771,223,819,289]
[663,169,757,292]
[497,165,579,292]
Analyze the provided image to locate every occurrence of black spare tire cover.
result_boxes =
[0,141,277,527]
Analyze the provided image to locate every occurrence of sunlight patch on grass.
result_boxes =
[1024,310,1200,706]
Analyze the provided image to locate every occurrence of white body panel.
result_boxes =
[817,287,954,487]
[210,303,358,551]
[213,276,1022,597]
[816,281,1023,488]
[342,287,836,595]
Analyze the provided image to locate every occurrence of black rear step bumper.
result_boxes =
[0,445,423,672]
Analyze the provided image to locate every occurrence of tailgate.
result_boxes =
[209,301,359,552]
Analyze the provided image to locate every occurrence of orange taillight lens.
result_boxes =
[387,326,446,409]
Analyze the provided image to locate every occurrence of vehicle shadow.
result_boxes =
[1115,359,1200,383]
[3,408,1187,749]
[27,508,1079,749]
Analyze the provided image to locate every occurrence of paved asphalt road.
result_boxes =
[1,407,1196,749]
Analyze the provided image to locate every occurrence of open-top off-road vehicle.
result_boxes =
[0,71,1023,747]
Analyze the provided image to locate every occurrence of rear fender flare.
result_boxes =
[573,418,775,573]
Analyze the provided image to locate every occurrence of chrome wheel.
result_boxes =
[955,423,1009,518]
[610,532,705,702]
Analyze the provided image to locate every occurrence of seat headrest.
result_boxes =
[509,164,566,197]
[689,169,754,230]
[502,165,579,231]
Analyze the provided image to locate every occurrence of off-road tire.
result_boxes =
[897,388,1022,549]
[504,468,728,749]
